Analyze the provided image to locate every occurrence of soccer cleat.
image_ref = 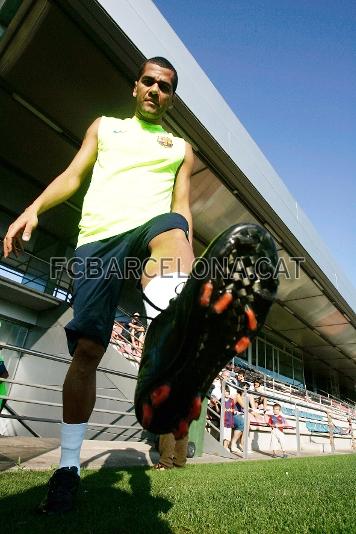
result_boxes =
[135,223,279,436]
[37,466,80,514]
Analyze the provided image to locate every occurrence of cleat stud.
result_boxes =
[213,291,233,314]
[245,306,257,331]
[174,420,189,439]
[199,281,214,307]
[150,385,171,407]
[235,336,250,354]
[188,396,202,421]
[142,403,153,428]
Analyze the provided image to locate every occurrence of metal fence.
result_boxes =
[0,342,141,437]
[206,378,356,459]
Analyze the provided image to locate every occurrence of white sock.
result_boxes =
[59,422,87,474]
[143,271,188,323]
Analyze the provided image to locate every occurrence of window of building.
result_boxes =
[251,333,305,387]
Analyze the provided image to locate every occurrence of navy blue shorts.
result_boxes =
[65,212,189,355]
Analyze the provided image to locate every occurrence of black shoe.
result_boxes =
[135,224,279,436]
[37,466,80,514]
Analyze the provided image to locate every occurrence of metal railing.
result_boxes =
[207,378,356,459]
[0,343,142,438]
[233,357,356,414]
[0,237,73,303]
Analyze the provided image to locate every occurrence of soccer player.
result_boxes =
[3,57,279,513]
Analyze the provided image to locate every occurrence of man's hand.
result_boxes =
[3,207,38,258]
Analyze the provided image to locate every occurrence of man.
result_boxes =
[4,57,279,513]
[153,433,189,470]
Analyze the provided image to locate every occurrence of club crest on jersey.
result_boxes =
[157,135,173,148]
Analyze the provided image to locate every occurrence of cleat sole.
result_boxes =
[199,281,213,307]
[245,306,257,331]
[135,223,279,435]
[212,291,233,313]
[142,403,153,428]
[150,384,171,407]
[235,336,250,354]
[174,420,189,439]
[188,396,202,421]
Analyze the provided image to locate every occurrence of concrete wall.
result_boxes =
[4,305,147,441]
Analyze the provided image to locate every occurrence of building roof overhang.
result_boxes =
[0,0,354,388]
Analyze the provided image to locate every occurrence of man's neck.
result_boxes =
[135,111,162,125]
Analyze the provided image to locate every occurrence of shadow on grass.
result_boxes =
[0,448,173,534]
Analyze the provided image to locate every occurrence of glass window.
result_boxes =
[257,337,266,369]
[265,342,273,372]
[0,317,28,346]
[279,351,293,380]
[273,347,279,375]
[293,357,304,385]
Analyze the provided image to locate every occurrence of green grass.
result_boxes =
[1,454,355,533]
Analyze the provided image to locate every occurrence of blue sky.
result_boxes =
[153,0,356,285]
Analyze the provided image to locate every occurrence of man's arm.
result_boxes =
[171,142,194,245]
[3,118,100,258]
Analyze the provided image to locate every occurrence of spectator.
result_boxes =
[268,403,288,458]
[230,384,255,454]
[129,313,145,355]
[209,377,222,401]
[223,386,235,449]
[129,313,145,341]
[220,368,238,395]
[153,432,188,470]
[207,392,220,437]
[235,369,251,390]
[251,379,268,424]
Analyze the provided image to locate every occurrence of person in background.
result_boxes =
[223,386,235,449]
[129,313,145,349]
[153,432,188,470]
[268,403,288,458]
[250,378,268,424]
[230,383,255,454]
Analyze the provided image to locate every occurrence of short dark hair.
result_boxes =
[237,369,245,376]
[137,56,178,93]
[273,403,281,409]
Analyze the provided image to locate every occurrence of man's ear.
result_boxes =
[133,81,138,97]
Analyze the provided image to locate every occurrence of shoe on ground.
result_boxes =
[283,453,288,458]
[152,462,172,470]
[230,445,239,453]
[37,466,80,514]
[135,223,279,436]
[272,453,277,458]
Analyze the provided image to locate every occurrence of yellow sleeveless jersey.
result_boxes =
[77,116,186,247]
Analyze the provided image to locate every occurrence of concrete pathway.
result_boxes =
[0,436,352,471]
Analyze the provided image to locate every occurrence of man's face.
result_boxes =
[237,373,244,382]
[133,63,174,123]
[273,406,281,415]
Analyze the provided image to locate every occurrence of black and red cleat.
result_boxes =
[135,223,279,436]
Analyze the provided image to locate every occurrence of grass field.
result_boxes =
[0,454,355,533]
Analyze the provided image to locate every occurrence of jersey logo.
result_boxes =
[113,129,126,134]
[157,135,173,148]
